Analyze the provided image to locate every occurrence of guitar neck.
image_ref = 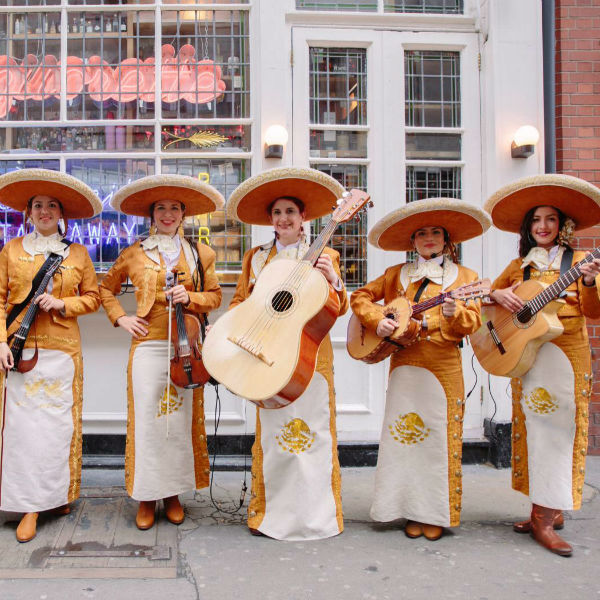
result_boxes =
[12,263,58,345]
[527,246,600,315]
[302,219,338,265]
[411,291,451,316]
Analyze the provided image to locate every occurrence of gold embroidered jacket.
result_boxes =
[491,251,600,319]
[99,240,222,326]
[0,238,100,344]
[350,262,481,346]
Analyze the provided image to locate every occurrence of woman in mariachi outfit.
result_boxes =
[0,168,102,542]
[226,167,348,540]
[99,175,223,530]
[351,198,490,541]
[485,174,600,556]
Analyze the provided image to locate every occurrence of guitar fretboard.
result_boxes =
[525,246,600,316]
[411,291,452,315]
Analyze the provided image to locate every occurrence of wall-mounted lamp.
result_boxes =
[511,125,540,159]
[264,125,288,159]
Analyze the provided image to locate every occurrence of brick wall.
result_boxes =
[555,0,600,453]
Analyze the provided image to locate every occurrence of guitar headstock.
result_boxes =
[331,189,372,224]
[450,278,491,302]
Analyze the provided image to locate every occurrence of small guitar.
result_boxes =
[347,279,491,364]
[203,189,372,409]
[9,254,64,373]
[470,249,599,377]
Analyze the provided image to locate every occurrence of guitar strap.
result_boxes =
[6,241,72,330]
[412,278,431,303]
[523,248,573,291]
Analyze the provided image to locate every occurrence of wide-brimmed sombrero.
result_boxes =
[227,167,345,225]
[0,168,102,218]
[485,174,600,233]
[112,174,225,216]
[369,198,491,251]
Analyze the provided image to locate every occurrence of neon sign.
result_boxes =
[0,44,227,119]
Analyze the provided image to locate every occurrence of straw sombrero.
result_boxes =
[227,167,345,225]
[0,168,102,218]
[485,174,600,233]
[369,198,491,251]
[112,174,225,216]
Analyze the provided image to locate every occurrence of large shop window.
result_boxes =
[308,47,368,288]
[296,0,463,13]
[0,3,251,275]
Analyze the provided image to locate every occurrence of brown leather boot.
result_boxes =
[135,501,156,530]
[404,521,423,539]
[51,504,71,516]
[164,496,185,525]
[422,523,444,541]
[530,504,572,556]
[16,512,38,543]
[514,510,564,533]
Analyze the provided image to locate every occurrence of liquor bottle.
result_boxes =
[105,16,112,33]
[72,17,78,33]
[93,18,100,33]
[49,19,56,35]
[120,16,127,32]
[86,20,92,33]
[112,14,119,33]
[14,17,20,35]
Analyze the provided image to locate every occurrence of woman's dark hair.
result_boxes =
[266,196,305,216]
[26,195,66,237]
[518,205,571,258]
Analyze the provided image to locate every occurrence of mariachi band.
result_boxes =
[0,167,599,558]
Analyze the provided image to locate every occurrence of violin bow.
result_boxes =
[165,271,175,439]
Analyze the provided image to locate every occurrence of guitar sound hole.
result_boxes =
[271,290,294,313]
[516,306,532,324]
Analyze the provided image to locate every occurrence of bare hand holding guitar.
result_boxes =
[441,297,458,317]
[490,283,524,312]
[580,256,600,285]
[376,318,399,338]
[314,254,339,286]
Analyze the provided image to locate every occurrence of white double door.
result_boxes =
[290,26,484,442]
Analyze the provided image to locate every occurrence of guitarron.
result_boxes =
[470,249,600,377]
[202,189,371,408]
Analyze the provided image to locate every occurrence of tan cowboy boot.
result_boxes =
[514,510,564,533]
[530,504,572,557]
[16,512,38,543]
[135,500,156,530]
[163,495,185,525]
[405,521,423,539]
[422,523,444,541]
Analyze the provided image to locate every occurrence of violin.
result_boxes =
[166,269,210,389]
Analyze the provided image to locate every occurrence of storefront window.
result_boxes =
[161,158,250,276]
[0,3,251,276]
[406,165,461,202]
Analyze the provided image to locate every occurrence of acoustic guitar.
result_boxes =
[470,248,600,377]
[202,189,371,409]
[347,279,491,364]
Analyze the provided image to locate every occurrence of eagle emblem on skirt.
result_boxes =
[276,418,316,454]
[158,383,183,416]
[389,412,431,445]
[525,386,558,415]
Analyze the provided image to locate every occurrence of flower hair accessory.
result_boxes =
[558,217,576,247]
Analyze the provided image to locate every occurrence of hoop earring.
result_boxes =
[149,224,157,236]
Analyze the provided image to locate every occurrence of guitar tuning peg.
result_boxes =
[354,214,361,222]
[368,200,374,208]
[342,191,350,198]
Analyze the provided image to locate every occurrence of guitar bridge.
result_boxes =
[228,336,274,367]
[487,321,506,355]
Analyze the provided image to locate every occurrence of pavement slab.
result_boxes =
[0,458,598,599]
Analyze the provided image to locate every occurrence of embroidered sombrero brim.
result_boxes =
[369,198,491,251]
[0,168,102,218]
[227,167,346,225]
[485,174,600,233]
[112,174,225,217]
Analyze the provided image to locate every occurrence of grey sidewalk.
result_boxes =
[0,458,599,600]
